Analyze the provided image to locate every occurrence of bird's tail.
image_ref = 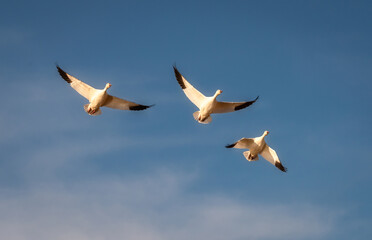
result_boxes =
[193,111,212,124]
[192,111,200,121]
[243,151,258,161]
[84,104,102,116]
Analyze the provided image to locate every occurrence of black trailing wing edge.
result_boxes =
[173,66,186,89]
[275,162,287,172]
[234,96,259,111]
[225,143,237,148]
[56,66,72,83]
[129,104,154,111]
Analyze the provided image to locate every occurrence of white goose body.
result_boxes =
[226,131,287,172]
[57,66,153,116]
[247,134,266,159]
[84,83,111,115]
[197,90,221,122]
[173,66,258,124]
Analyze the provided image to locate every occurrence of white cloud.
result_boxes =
[0,171,338,240]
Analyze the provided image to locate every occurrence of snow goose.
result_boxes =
[57,66,153,116]
[226,131,287,172]
[173,66,258,124]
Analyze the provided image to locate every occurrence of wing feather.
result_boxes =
[260,145,287,172]
[226,138,255,149]
[57,66,96,101]
[173,66,206,108]
[213,96,259,114]
[103,95,152,111]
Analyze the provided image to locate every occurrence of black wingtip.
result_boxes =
[275,162,287,172]
[172,65,177,72]
[129,104,154,111]
[234,96,259,111]
[56,65,72,83]
[173,66,186,89]
[225,143,236,148]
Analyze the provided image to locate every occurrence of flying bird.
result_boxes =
[173,66,258,124]
[57,66,153,116]
[226,131,287,172]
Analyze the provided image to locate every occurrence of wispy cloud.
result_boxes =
[0,170,339,240]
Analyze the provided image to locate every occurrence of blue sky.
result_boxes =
[0,0,371,239]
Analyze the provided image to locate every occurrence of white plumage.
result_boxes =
[173,66,258,124]
[226,131,287,172]
[57,66,152,115]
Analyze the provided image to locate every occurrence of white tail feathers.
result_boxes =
[243,151,259,161]
[193,111,212,124]
[84,104,102,116]
[192,111,199,121]
[84,104,89,112]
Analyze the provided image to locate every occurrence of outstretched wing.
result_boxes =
[213,96,259,114]
[103,95,153,111]
[57,66,97,101]
[225,138,255,149]
[260,145,287,172]
[173,66,206,109]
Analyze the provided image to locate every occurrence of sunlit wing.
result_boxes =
[173,66,206,109]
[213,96,259,114]
[57,66,97,101]
[225,138,255,149]
[260,145,287,172]
[103,95,152,111]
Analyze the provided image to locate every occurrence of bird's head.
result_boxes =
[264,131,270,136]
[216,89,223,95]
[105,83,112,90]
